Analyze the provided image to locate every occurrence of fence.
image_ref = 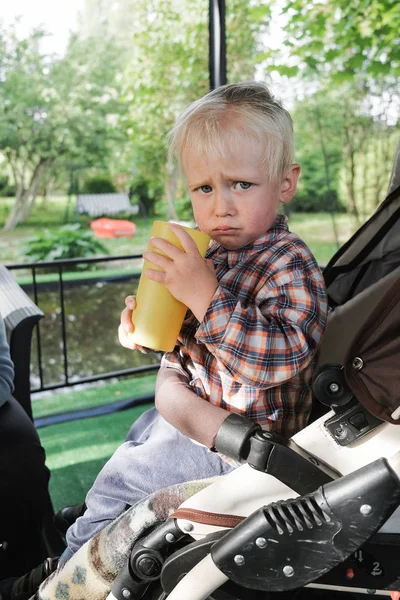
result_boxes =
[6,255,160,404]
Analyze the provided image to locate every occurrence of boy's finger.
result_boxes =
[143,250,170,270]
[168,223,199,254]
[118,324,136,349]
[121,306,134,332]
[125,295,136,309]
[148,236,184,260]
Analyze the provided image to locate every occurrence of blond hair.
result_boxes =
[168,81,294,182]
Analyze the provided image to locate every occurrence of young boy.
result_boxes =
[65,81,327,557]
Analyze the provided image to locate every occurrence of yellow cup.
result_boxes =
[131,221,210,352]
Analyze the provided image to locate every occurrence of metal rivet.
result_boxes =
[182,521,194,532]
[165,533,176,543]
[283,565,295,577]
[352,357,364,370]
[234,554,245,565]
[360,504,372,516]
[334,427,347,439]
[122,589,132,599]
[255,537,267,548]
[329,383,340,394]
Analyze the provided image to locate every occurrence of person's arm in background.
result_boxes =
[0,314,15,398]
[155,363,229,448]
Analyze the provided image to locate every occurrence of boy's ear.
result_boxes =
[279,164,300,204]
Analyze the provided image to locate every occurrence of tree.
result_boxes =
[274,0,400,81]
[291,84,399,222]
[254,0,400,220]
[76,0,263,219]
[0,26,126,230]
[291,94,344,216]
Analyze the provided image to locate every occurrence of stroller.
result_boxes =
[35,149,400,600]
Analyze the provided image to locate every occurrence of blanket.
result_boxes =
[37,478,216,600]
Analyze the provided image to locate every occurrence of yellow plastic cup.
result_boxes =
[131,221,210,352]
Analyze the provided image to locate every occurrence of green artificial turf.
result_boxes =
[39,403,153,512]
[32,373,157,418]
[34,375,157,511]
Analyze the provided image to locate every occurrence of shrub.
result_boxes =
[129,176,163,217]
[0,175,16,197]
[290,189,346,213]
[23,224,109,269]
[81,176,116,194]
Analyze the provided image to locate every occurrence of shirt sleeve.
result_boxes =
[195,255,327,390]
[0,315,15,400]
[161,349,190,378]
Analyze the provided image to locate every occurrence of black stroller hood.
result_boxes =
[320,180,400,425]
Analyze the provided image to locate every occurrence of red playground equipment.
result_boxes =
[90,218,137,238]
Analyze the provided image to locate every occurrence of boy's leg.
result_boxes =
[66,407,234,555]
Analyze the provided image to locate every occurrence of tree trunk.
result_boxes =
[3,189,26,231]
[164,158,179,221]
[3,158,53,230]
[343,121,360,225]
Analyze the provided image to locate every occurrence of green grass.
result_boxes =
[0,195,153,266]
[39,404,153,511]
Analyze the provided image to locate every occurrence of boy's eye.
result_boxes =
[234,181,251,190]
[198,185,212,194]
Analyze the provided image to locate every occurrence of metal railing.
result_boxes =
[7,254,160,396]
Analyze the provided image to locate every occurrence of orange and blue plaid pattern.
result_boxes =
[162,214,327,437]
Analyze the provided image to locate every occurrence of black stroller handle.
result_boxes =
[211,456,400,592]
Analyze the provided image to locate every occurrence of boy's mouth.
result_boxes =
[213,226,238,233]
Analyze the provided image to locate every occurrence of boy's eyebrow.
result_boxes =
[188,171,262,188]
[187,179,207,189]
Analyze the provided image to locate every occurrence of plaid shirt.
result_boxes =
[161,214,327,436]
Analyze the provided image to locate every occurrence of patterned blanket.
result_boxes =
[37,478,216,600]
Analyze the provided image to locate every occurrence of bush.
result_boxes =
[23,224,109,269]
[0,175,16,197]
[290,189,346,213]
[129,176,163,217]
[81,176,116,194]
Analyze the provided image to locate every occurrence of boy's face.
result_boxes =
[183,137,300,250]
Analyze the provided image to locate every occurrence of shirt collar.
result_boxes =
[207,213,289,268]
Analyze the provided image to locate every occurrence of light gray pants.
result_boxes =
[66,407,234,555]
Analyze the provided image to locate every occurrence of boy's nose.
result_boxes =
[214,189,236,216]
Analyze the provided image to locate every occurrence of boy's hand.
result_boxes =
[118,295,142,350]
[143,224,218,322]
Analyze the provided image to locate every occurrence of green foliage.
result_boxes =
[0,175,15,196]
[23,223,109,266]
[129,175,163,217]
[82,176,116,194]
[292,93,345,213]
[291,188,345,214]
[270,0,400,79]
[0,25,128,228]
